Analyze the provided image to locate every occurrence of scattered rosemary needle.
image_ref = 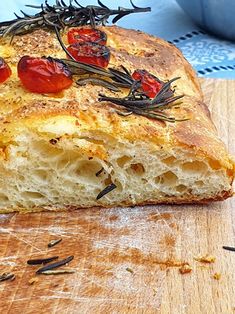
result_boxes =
[0,273,15,282]
[48,238,62,248]
[36,255,74,274]
[96,183,117,200]
[40,269,76,275]
[27,256,59,265]
[99,77,186,123]
[0,1,151,37]
[222,246,235,252]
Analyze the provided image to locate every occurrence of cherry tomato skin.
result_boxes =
[0,58,12,83]
[67,42,110,68]
[17,56,73,93]
[132,69,162,98]
[67,27,107,45]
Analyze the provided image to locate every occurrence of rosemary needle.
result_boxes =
[96,183,117,200]
[36,256,74,274]
[40,269,76,275]
[0,273,15,282]
[222,246,235,252]
[27,256,59,265]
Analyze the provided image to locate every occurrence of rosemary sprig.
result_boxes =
[99,78,186,123]
[62,55,185,122]
[0,0,151,37]
[61,57,134,90]
[61,58,113,77]
[55,26,135,90]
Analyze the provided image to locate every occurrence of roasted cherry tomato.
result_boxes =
[0,57,12,83]
[132,69,162,98]
[67,42,110,68]
[17,56,73,93]
[67,27,107,45]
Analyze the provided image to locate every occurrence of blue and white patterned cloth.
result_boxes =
[1,0,235,78]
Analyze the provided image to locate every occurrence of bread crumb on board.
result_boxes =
[194,255,216,263]
[212,272,221,280]
[126,267,134,274]
[179,264,192,274]
[28,277,39,285]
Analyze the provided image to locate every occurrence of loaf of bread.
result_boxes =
[0,26,234,213]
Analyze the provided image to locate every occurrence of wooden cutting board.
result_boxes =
[0,79,234,314]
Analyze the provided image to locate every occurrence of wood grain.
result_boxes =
[0,79,234,314]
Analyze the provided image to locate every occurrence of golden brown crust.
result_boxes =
[0,25,234,207]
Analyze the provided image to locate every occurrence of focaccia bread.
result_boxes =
[0,25,234,213]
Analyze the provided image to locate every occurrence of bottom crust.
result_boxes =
[0,189,232,214]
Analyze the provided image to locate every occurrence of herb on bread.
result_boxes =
[99,78,186,123]
[96,183,117,200]
[0,0,151,37]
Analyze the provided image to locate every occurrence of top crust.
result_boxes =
[0,25,234,182]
